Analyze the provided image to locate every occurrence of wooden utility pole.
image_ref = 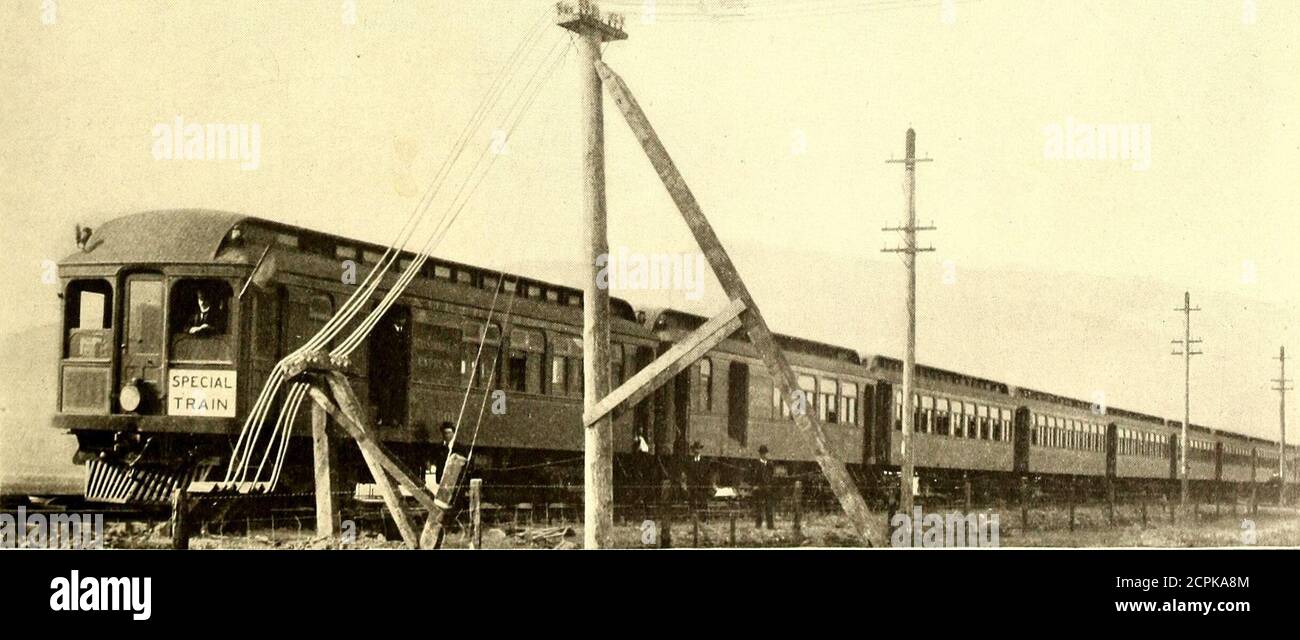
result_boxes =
[1171,291,1201,506]
[1273,346,1293,504]
[559,1,626,550]
[594,61,883,544]
[883,129,934,517]
[311,402,339,539]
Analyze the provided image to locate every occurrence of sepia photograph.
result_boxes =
[1,1,1297,620]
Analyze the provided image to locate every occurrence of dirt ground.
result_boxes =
[100,503,1300,549]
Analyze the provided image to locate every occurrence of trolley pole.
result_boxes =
[1273,346,1293,504]
[1171,291,1201,507]
[559,1,626,550]
[883,129,934,518]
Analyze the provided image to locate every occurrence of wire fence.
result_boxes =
[86,473,1300,549]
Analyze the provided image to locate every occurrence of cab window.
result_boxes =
[64,279,113,360]
[169,279,233,362]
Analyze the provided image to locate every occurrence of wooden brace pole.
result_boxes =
[595,60,881,545]
[306,374,458,549]
[584,297,745,426]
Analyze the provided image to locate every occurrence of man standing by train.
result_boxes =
[685,441,712,521]
[752,445,776,530]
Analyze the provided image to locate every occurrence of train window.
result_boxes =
[934,398,950,436]
[546,289,560,303]
[551,357,567,393]
[169,279,234,362]
[335,246,357,260]
[819,379,838,423]
[840,382,858,426]
[507,328,544,394]
[549,333,582,396]
[461,322,501,388]
[64,280,113,360]
[964,402,977,439]
[483,275,500,292]
[893,389,903,431]
[528,285,543,299]
[275,232,298,248]
[798,374,817,419]
[699,358,713,412]
[434,265,453,280]
[456,270,475,286]
[1000,408,1012,441]
[918,395,933,434]
[362,250,384,264]
[976,405,989,440]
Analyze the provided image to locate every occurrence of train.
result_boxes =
[52,210,1299,508]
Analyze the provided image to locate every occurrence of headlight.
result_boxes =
[119,383,142,412]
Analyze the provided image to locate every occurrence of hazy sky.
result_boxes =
[1,0,1296,442]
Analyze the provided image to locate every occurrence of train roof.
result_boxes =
[866,355,1010,395]
[59,210,639,322]
[60,209,248,266]
[640,308,860,363]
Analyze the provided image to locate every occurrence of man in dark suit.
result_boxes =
[430,422,459,485]
[752,445,775,529]
[685,441,711,521]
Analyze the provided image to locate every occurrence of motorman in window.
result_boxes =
[184,288,224,335]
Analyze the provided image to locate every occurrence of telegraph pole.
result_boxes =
[558,1,626,549]
[1171,291,1201,507]
[1273,347,1292,504]
[883,129,934,518]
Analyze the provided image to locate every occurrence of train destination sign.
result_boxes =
[168,369,237,417]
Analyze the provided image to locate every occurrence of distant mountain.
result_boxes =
[0,322,81,495]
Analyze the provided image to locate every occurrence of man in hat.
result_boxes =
[752,445,776,529]
[685,441,712,521]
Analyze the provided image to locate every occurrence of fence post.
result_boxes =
[1140,488,1147,527]
[469,479,483,549]
[793,480,804,543]
[1106,479,1115,526]
[691,510,700,547]
[1068,478,1076,533]
[729,509,737,547]
[170,489,190,550]
[659,479,673,549]
[963,473,972,514]
[1251,483,1258,517]
[1019,477,1030,533]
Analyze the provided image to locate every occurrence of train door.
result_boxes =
[247,286,282,399]
[872,382,893,466]
[633,346,654,445]
[1105,422,1118,478]
[727,361,748,447]
[119,273,165,413]
[368,305,411,427]
[861,382,875,465]
[1013,407,1031,473]
[673,369,690,457]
